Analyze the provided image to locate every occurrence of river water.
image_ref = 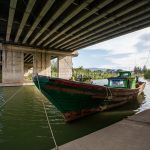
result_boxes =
[0,78,150,150]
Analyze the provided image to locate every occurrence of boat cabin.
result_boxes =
[118,71,131,77]
[107,71,136,89]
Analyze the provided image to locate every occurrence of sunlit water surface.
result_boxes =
[0,78,149,149]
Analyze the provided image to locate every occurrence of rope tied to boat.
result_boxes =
[36,74,59,150]
[105,86,113,101]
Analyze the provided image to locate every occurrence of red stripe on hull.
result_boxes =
[63,101,128,122]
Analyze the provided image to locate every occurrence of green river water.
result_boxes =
[0,78,150,150]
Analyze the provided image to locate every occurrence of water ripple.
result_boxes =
[0,79,150,150]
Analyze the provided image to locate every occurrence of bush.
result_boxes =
[144,70,150,79]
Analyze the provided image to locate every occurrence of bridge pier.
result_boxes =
[0,44,77,85]
[33,52,51,76]
[2,49,24,84]
[58,56,72,79]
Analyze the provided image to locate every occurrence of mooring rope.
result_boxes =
[107,87,113,100]
[104,86,113,100]
[0,87,23,109]
[36,74,58,150]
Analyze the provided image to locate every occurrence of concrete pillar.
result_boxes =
[2,50,24,84]
[58,56,72,79]
[33,52,51,76]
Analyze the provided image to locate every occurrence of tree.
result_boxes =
[134,66,137,74]
[142,65,147,73]
[134,66,142,74]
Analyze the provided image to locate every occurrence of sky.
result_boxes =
[73,27,150,70]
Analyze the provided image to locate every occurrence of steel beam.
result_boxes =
[37,0,94,46]
[22,0,55,44]
[30,0,74,45]
[14,0,36,43]
[44,0,113,47]
[6,0,17,41]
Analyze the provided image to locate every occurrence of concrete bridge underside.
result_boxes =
[0,0,150,85]
[0,0,150,51]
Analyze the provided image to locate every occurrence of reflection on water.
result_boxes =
[0,78,149,150]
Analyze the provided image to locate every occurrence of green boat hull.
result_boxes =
[33,75,145,122]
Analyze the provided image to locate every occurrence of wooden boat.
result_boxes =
[33,71,146,122]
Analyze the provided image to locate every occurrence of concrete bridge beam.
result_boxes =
[0,44,76,85]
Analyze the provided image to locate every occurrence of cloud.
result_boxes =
[73,27,150,69]
[135,33,150,53]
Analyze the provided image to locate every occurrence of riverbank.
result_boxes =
[58,109,150,150]
[0,82,34,87]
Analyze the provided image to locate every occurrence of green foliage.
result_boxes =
[134,65,147,74]
[28,73,32,80]
[72,66,115,80]
[24,73,32,81]
[144,70,150,79]
[134,65,150,78]
[51,59,58,77]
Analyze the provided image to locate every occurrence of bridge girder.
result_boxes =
[0,0,150,52]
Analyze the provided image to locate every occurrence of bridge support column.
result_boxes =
[2,50,24,84]
[58,56,72,79]
[33,52,51,76]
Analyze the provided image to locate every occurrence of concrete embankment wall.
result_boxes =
[58,109,150,150]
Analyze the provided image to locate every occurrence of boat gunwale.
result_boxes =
[33,76,146,92]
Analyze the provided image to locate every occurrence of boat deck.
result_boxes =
[57,109,150,150]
